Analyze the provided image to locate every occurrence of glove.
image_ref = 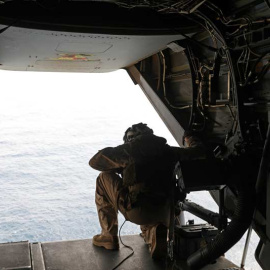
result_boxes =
[183,130,194,139]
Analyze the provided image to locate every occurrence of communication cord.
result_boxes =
[111,220,134,270]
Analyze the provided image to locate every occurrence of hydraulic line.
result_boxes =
[187,181,255,269]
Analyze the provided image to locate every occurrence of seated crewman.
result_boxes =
[89,123,206,259]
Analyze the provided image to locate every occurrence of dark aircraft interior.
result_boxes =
[0,0,269,269]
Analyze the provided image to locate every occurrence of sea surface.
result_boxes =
[0,70,261,269]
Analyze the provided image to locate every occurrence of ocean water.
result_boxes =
[0,70,261,269]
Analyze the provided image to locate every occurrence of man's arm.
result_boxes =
[170,134,208,161]
[89,145,130,172]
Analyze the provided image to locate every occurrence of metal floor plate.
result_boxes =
[0,241,31,270]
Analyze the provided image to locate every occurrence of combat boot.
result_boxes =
[150,224,167,260]
[92,234,119,250]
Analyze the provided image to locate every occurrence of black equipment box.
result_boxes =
[174,223,218,259]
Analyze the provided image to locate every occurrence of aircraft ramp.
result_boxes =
[0,235,239,270]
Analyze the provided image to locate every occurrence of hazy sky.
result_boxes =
[0,69,178,145]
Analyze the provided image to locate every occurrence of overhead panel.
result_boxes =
[0,26,184,72]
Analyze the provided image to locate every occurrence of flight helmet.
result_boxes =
[123,123,153,143]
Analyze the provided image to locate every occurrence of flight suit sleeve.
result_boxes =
[89,145,130,172]
[169,135,207,161]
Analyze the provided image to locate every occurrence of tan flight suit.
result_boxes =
[89,134,206,244]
